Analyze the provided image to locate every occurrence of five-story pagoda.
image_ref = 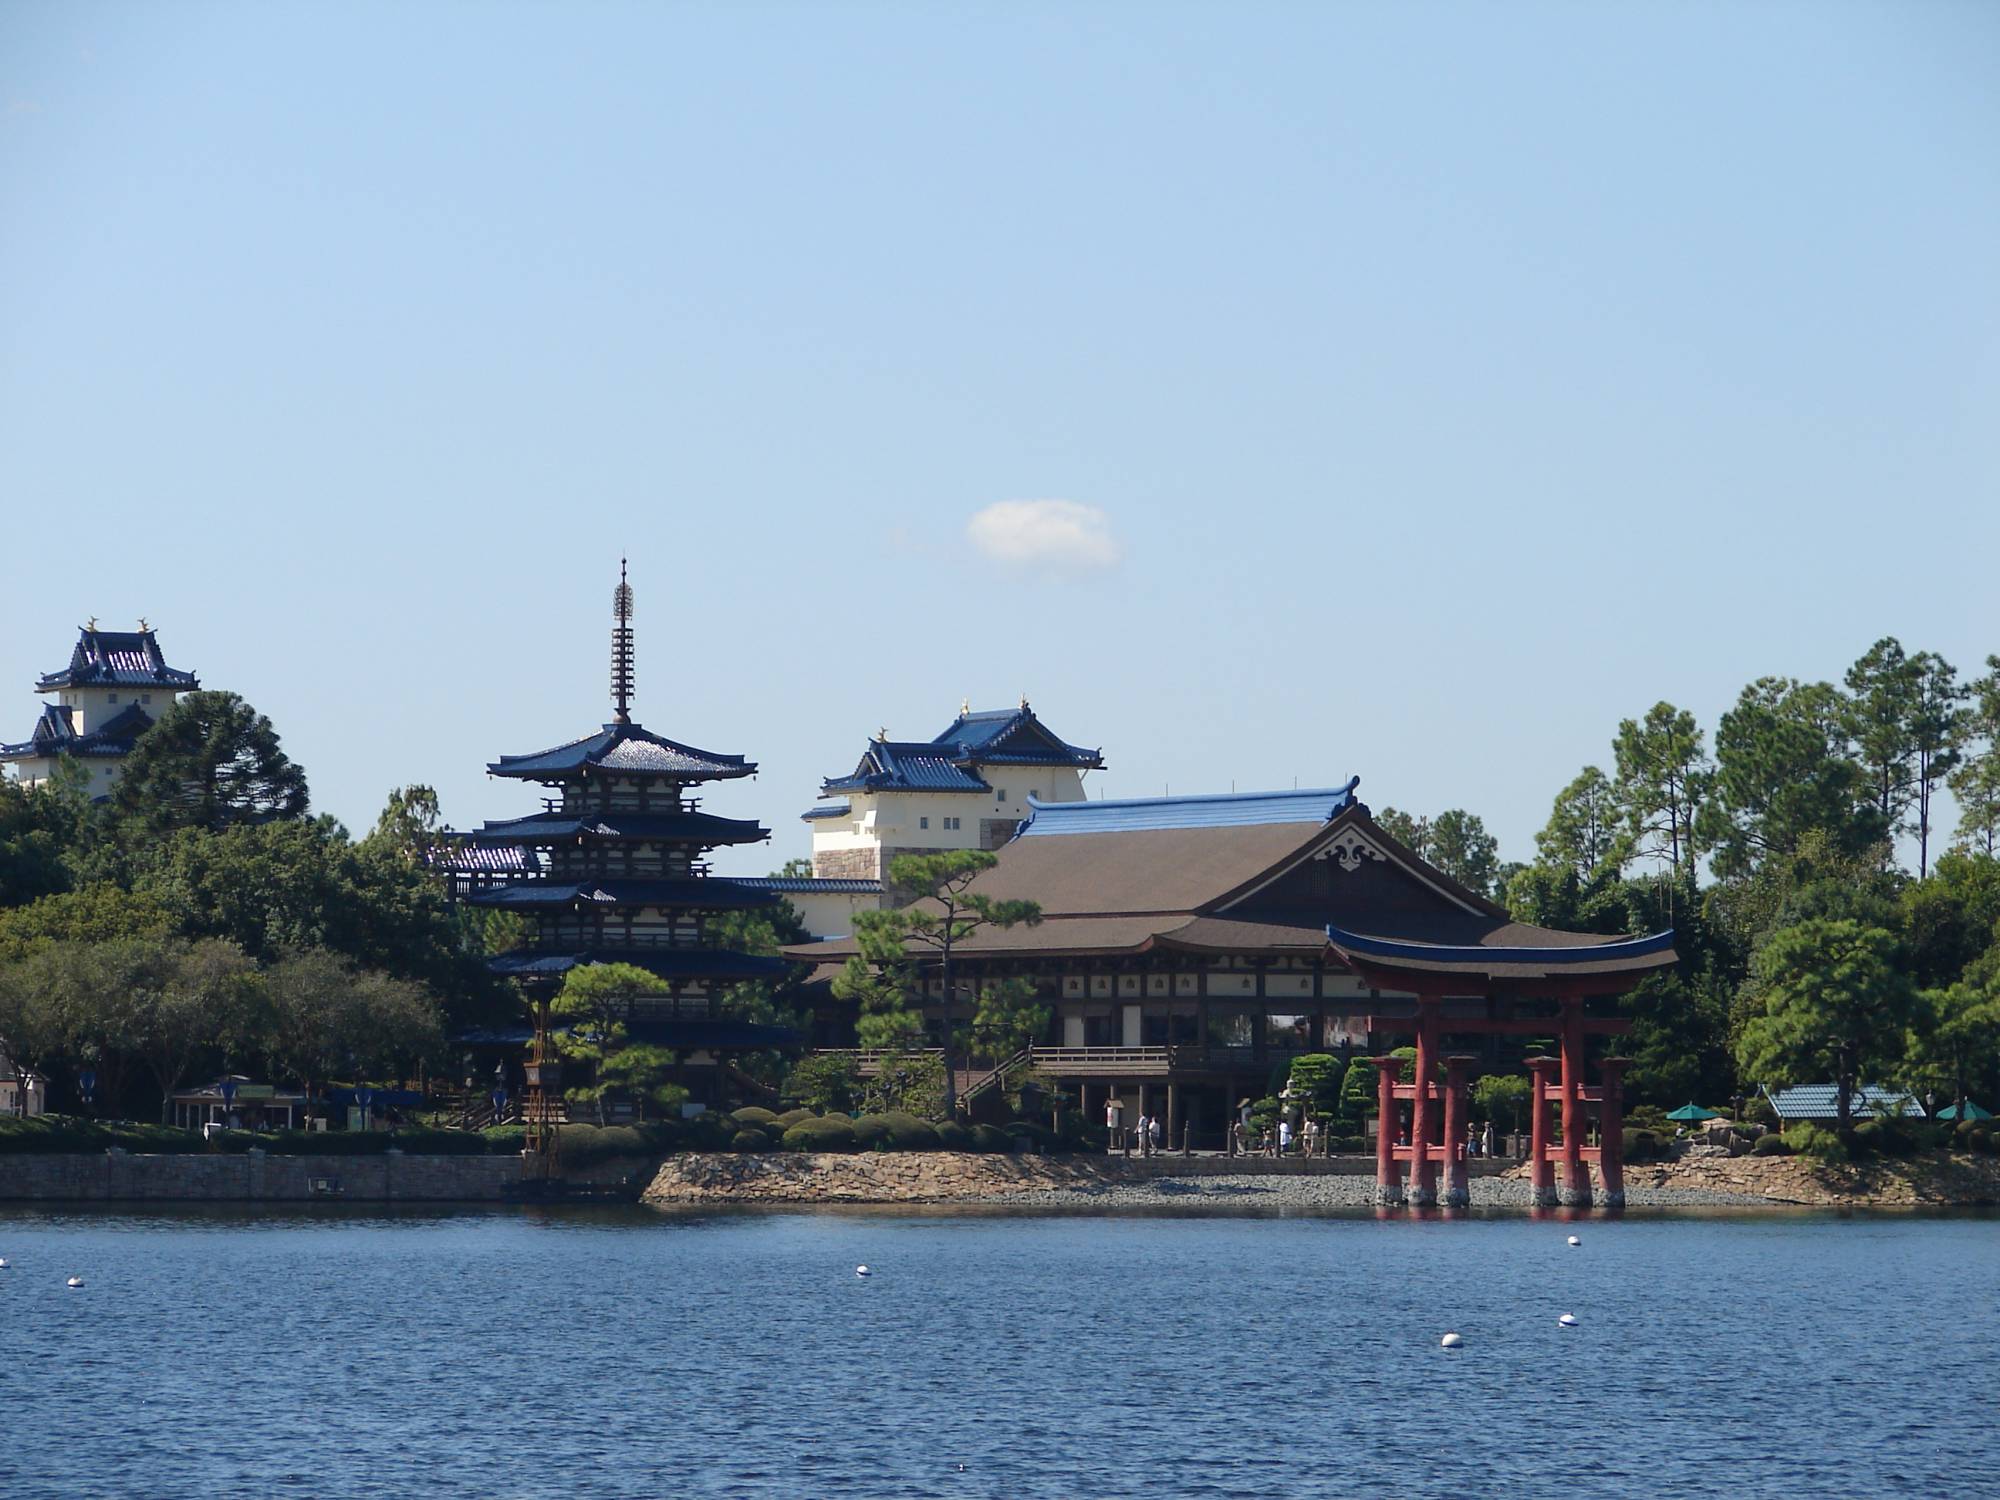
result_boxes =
[466,566,787,1134]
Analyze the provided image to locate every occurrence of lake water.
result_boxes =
[1,1203,1996,1498]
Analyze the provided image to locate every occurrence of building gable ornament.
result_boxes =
[1319,828,1387,873]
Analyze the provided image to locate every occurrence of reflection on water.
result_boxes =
[1,1204,1993,1498]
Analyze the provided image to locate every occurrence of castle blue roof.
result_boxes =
[471,809,768,847]
[489,723,755,782]
[0,702,158,762]
[819,703,1102,796]
[801,800,851,821]
[35,627,199,692]
[1018,779,1361,837]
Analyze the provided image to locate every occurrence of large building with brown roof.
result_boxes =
[795,779,1674,1184]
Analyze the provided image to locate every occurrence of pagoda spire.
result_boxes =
[611,558,635,725]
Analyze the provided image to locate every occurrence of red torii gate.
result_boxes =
[1327,927,1675,1209]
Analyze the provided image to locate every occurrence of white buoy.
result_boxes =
[1559,1313,1579,1327]
[1440,1332,1464,1349]
[855,1264,871,1278]
[65,1276,84,1289]
[1567,1235,1581,1247]
[0,1257,9,1269]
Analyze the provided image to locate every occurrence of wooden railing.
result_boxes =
[1028,1046,1174,1076]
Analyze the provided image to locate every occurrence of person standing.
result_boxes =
[1148,1113,1163,1155]
[1278,1117,1292,1156]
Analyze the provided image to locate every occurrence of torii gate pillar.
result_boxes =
[1371,1056,1404,1206]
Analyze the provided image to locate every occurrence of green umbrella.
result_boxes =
[1936,1100,1992,1121]
[1665,1102,1722,1122]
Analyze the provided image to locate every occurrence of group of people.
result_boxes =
[1106,1101,1168,1155]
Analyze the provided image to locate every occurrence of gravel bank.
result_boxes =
[974,1173,1774,1210]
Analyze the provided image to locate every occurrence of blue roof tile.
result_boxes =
[1018,779,1361,836]
[35,627,199,692]
[1762,1084,1920,1121]
[819,703,1102,795]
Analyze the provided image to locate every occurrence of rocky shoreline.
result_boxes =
[639,1151,2000,1211]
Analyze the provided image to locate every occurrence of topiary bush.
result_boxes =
[1003,1120,1061,1154]
[1751,1134,1794,1157]
[781,1115,857,1153]
[729,1107,782,1131]
[1782,1123,1849,1163]
[970,1123,1012,1153]
[1621,1128,1669,1164]
[936,1121,974,1151]
[774,1109,814,1130]
[482,1124,527,1155]
[850,1112,941,1151]
[731,1127,774,1152]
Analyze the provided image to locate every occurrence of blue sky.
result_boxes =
[3,1,1996,874]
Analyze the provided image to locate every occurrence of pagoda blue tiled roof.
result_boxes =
[36,627,199,692]
[487,949,790,982]
[819,702,1103,796]
[470,808,769,847]
[489,722,756,782]
[0,701,158,762]
[466,876,779,913]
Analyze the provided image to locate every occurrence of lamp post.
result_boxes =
[219,1076,240,1131]
[77,1067,97,1118]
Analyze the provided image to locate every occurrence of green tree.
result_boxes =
[0,883,171,963]
[1471,1073,1530,1134]
[782,1051,860,1113]
[1906,651,1969,878]
[548,961,670,1124]
[131,938,260,1121]
[261,948,441,1114]
[970,976,1051,1058]
[1428,809,1499,896]
[1611,702,1711,884]
[112,690,310,837]
[1734,919,1915,1131]
[849,850,1041,1113]
[359,784,448,866]
[1905,976,2000,1124]
[1844,637,1922,843]
[1287,1053,1345,1122]
[0,765,88,908]
[1375,808,1431,860]
[1700,678,1885,878]
[1947,656,2000,859]
[1535,767,1629,882]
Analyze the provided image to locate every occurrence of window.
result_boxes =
[943,816,961,831]
[919,816,929,829]
[107,693,119,704]
[997,788,1009,802]
[141,694,151,704]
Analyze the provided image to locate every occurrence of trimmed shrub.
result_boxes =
[1781,1124,1849,1164]
[730,1107,782,1131]
[1751,1134,1794,1157]
[680,1112,734,1151]
[936,1121,974,1151]
[969,1123,1012,1153]
[731,1127,774,1152]
[1621,1128,1670,1164]
[1002,1120,1061,1154]
[850,1111,940,1151]
[774,1109,814,1130]
[1330,1135,1368,1155]
[482,1125,527,1155]
[387,1128,488,1156]
[561,1125,651,1165]
[782,1115,858,1152]
[632,1119,684,1154]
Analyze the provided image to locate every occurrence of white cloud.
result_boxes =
[965,499,1122,571]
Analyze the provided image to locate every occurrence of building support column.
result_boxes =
[1408,997,1440,1206]
[1372,1057,1404,1206]
[1526,1055,1557,1207]
[1442,1055,1473,1207]
[1557,999,1590,1208]
[1166,1083,1179,1153]
[1597,1057,1629,1208]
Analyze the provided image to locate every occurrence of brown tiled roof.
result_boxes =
[964,821,1327,915]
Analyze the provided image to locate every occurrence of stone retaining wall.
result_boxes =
[0,1150,526,1202]
[643,1151,1110,1204]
